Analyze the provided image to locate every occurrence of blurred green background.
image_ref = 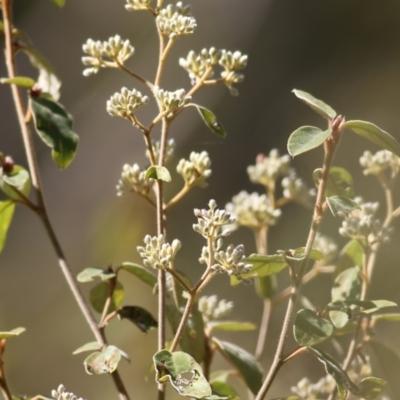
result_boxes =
[1,0,400,399]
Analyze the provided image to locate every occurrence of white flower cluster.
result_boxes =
[146,138,176,164]
[339,198,393,243]
[51,384,85,400]
[176,151,211,187]
[225,191,281,230]
[156,2,196,38]
[213,244,252,278]
[193,200,235,239]
[291,376,335,399]
[179,47,221,83]
[125,0,152,11]
[137,235,181,269]
[247,149,291,188]
[281,170,315,207]
[82,35,134,76]
[116,163,154,196]
[312,232,337,264]
[198,295,233,323]
[219,50,248,95]
[360,149,400,177]
[107,87,149,119]
[153,87,191,114]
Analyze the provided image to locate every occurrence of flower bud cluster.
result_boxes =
[52,384,85,400]
[147,139,176,165]
[312,233,337,264]
[179,47,221,83]
[339,198,393,243]
[156,2,196,38]
[291,376,335,399]
[219,50,248,95]
[281,171,315,207]
[116,163,154,197]
[198,295,233,323]
[193,200,235,239]
[153,87,191,114]
[107,87,149,119]
[360,149,400,177]
[176,151,211,187]
[213,244,252,278]
[137,235,181,269]
[247,149,291,188]
[82,36,134,76]
[225,191,281,230]
[125,0,152,11]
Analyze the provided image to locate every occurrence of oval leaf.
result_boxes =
[336,239,364,276]
[195,105,226,138]
[89,281,124,314]
[326,196,360,217]
[73,341,102,355]
[30,97,79,169]
[213,338,263,395]
[0,76,36,88]
[287,126,331,157]
[313,166,354,198]
[0,327,25,339]
[153,350,212,399]
[358,377,386,400]
[77,268,115,283]
[84,345,122,375]
[0,201,15,254]
[120,262,157,287]
[145,165,171,182]
[117,305,157,333]
[208,321,256,332]
[241,254,287,280]
[344,120,400,158]
[293,309,333,346]
[0,165,31,200]
[292,89,337,119]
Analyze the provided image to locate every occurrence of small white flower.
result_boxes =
[153,87,191,114]
[156,2,196,38]
[176,151,211,187]
[107,87,149,119]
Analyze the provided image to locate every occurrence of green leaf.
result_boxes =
[336,239,364,276]
[145,165,171,182]
[358,377,386,399]
[213,338,263,395]
[195,105,227,138]
[89,281,124,314]
[313,166,354,198]
[72,341,102,355]
[0,165,31,200]
[292,89,337,119]
[293,309,333,346]
[210,371,237,398]
[330,266,361,329]
[0,76,36,88]
[0,327,25,339]
[30,97,79,169]
[208,321,256,332]
[240,254,288,280]
[51,0,65,7]
[307,346,359,399]
[292,247,324,261]
[84,345,122,375]
[0,201,15,254]
[254,275,277,298]
[77,268,115,283]
[368,340,400,399]
[22,45,60,101]
[287,126,331,157]
[120,262,157,287]
[326,196,360,217]
[153,350,212,398]
[371,313,400,323]
[344,120,400,158]
[117,305,157,333]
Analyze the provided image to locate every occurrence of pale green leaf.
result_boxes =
[0,76,36,88]
[313,166,354,198]
[0,201,15,254]
[120,262,157,287]
[326,196,360,217]
[73,341,102,355]
[292,89,337,119]
[344,120,400,158]
[287,126,331,157]
[84,345,121,375]
[77,267,115,283]
[0,327,25,339]
[145,165,171,182]
[0,165,31,200]
[195,105,226,138]
[89,281,124,314]
[208,321,256,331]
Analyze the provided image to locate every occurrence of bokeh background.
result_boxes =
[1,0,400,399]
